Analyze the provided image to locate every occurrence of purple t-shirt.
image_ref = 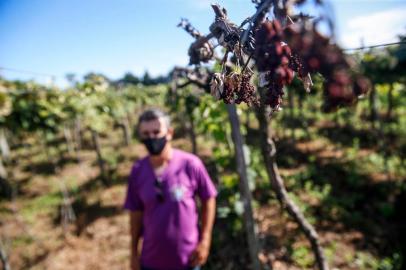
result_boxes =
[123,148,217,270]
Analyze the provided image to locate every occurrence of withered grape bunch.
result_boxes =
[283,23,371,112]
[188,39,214,65]
[180,3,371,115]
[248,19,371,112]
[254,20,294,112]
[177,18,214,65]
[210,71,259,106]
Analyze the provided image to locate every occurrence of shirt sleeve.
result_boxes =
[123,163,144,211]
[190,157,218,201]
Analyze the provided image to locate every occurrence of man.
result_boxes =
[123,109,217,270]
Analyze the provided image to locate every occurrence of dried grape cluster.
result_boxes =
[235,72,259,105]
[254,20,294,112]
[210,72,259,106]
[323,71,370,111]
[283,23,371,111]
[178,18,214,65]
[188,39,214,65]
[179,2,371,115]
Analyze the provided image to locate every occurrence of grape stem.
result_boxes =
[241,53,253,73]
[241,0,273,45]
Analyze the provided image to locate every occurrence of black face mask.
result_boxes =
[141,136,167,155]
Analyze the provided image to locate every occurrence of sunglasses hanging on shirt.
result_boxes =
[154,177,164,202]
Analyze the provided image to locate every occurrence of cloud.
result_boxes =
[339,7,406,48]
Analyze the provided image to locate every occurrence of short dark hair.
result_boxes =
[136,108,171,133]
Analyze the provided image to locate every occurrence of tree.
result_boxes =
[118,72,140,85]
[175,1,372,269]
[142,71,153,86]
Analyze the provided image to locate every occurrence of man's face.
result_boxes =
[139,117,173,141]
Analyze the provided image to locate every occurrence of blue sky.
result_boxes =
[0,0,405,87]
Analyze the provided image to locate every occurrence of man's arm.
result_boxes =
[200,197,216,246]
[130,211,143,270]
[189,197,216,267]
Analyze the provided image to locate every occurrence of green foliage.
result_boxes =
[0,84,12,120]
[355,252,402,270]
[12,235,34,247]
[5,84,66,134]
[20,192,61,223]
[0,75,167,139]
[195,95,231,143]
[291,245,314,268]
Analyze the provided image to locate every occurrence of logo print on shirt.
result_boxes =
[170,184,186,201]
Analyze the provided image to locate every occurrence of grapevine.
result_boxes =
[176,1,370,114]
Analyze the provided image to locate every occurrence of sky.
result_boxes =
[0,0,405,87]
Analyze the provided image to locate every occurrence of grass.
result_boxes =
[354,252,402,270]
[291,244,314,268]
[20,192,61,223]
[12,235,35,247]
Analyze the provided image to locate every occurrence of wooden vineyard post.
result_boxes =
[0,237,11,270]
[90,129,109,186]
[226,104,263,270]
